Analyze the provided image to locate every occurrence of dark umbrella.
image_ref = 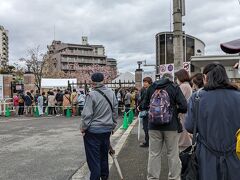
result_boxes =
[220,39,240,54]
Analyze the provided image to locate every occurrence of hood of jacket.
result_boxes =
[154,78,173,89]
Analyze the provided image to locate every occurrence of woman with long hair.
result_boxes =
[175,69,193,151]
[185,63,240,180]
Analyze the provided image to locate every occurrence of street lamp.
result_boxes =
[137,61,142,69]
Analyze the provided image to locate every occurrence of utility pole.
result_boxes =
[173,0,185,71]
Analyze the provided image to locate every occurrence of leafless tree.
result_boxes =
[20,46,48,91]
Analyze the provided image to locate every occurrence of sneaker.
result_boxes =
[139,142,149,148]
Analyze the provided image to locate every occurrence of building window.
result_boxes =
[186,37,194,62]
[166,34,174,64]
[159,34,166,65]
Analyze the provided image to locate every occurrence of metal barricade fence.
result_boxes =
[0,102,130,117]
[0,98,15,116]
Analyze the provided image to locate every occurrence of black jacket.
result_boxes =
[138,87,147,108]
[141,79,187,132]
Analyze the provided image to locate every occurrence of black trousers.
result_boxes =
[18,104,24,115]
[84,131,111,180]
[142,116,149,145]
[125,104,130,114]
[48,107,55,115]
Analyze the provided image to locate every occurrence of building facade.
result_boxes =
[191,55,240,87]
[156,32,205,74]
[0,26,9,67]
[47,37,116,71]
[46,37,117,82]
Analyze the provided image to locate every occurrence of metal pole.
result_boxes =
[173,0,184,71]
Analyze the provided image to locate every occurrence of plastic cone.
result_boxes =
[5,107,11,117]
[128,109,134,124]
[122,112,129,130]
[35,106,39,117]
[66,107,71,118]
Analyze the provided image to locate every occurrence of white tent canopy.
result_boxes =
[41,78,77,89]
[112,72,135,83]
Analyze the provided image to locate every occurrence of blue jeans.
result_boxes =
[84,131,111,180]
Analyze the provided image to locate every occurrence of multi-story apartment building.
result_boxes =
[46,37,117,82]
[0,26,9,67]
[47,36,117,72]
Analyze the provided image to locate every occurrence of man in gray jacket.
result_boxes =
[80,72,118,180]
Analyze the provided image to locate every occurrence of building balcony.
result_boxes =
[61,58,107,65]
[61,66,76,71]
[60,51,105,58]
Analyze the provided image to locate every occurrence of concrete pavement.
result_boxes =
[109,120,169,180]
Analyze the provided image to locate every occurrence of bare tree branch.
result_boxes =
[20,46,48,91]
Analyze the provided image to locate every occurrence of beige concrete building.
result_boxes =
[191,54,240,86]
[0,26,9,67]
[156,32,205,74]
[47,36,117,73]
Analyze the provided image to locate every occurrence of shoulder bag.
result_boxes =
[179,90,201,180]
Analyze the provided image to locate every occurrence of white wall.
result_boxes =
[0,75,3,100]
[194,39,205,56]
[97,47,104,56]
[0,30,3,55]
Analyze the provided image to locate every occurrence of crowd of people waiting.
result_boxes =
[80,63,240,180]
[12,88,86,117]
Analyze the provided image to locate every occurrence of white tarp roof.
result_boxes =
[112,72,135,82]
[41,78,77,88]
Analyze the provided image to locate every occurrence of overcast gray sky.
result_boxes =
[1,0,240,72]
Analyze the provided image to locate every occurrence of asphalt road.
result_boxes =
[0,116,85,180]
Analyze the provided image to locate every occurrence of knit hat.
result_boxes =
[91,72,104,82]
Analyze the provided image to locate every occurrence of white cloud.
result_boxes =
[1,0,240,72]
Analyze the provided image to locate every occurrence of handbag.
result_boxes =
[179,90,201,180]
[139,110,148,118]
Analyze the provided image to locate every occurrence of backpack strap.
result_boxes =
[95,89,113,112]
[65,95,71,104]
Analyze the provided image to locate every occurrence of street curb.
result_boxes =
[71,118,138,180]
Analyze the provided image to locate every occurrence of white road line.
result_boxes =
[71,119,138,180]
[0,117,55,123]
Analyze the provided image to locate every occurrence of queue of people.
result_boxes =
[136,63,240,180]
[12,88,86,117]
[10,63,239,180]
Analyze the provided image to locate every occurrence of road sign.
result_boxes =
[159,64,174,79]
[160,65,166,73]
[183,62,191,73]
